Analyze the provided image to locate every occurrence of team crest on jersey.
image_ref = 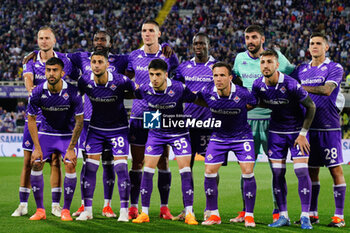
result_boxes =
[268,149,273,156]
[209,64,214,69]
[207,154,213,161]
[63,92,69,100]
[321,66,327,71]
[233,96,240,103]
[146,146,152,152]
[109,57,115,62]
[23,64,27,70]
[25,140,31,147]
[280,86,286,94]
[85,144,91,151]
[110,84,117,91]
[168,90,175,97]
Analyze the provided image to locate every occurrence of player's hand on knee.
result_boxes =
[64,149,77,167]
[294,135,310,155]
[31,148,43,165]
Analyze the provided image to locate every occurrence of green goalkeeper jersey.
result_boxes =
[233,50,295,120]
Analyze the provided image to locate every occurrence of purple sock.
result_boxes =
[83,159,99,207]
[52,187,62,205]
[30,170,44,209]
[63,173,77,210]
[158,170,171,206]
[102,160,115,200]
[114,160,130,209]
[334,184,346,216]
[140,167,155,208]
[242,173,256,213]
[129,170,142,206]
[294,164,311,213]
[310,181,320,213]
[204,174,218,211]
[19,187,30,203]
[180,167,194,208]
[271,165,287,212]
[79,162,86,202]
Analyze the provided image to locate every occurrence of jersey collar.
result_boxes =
[140,44,162,57]
[213,82,236,99]
[90,71,113,87]
[190,55,215,66]
[308,57,331,68]
[262,71,284,89]
[38,51,58,65]
[148,78,172,94]
[43,79,67,96]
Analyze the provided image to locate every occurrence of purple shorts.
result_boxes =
[85,126,129,157]
[268,132,309,161]
[35,133,72,161]
[189,128,212,155]
[205,139,255,164]
[79,120,90,150]
[128,118,148,146]
[22,121,41,151]
[309,130,343,167]
[145,132,192,157]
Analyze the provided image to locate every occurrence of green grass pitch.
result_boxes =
[0,157,349,232]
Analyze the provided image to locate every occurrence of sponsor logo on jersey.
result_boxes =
[263,98,289,105]
[182,149,188,154]
[41,94,47,99]
[136,65,148,71]
[87,84,93,89]
[117,150,124,154]
[186,64,192,68]
[246,155,253,160]
[260,87,266,91]
[210,96,216,101]
[148,102,177,109]
[35,64,41,68]
[168,90,175,97]
[63,92,69,100]
[107,66,115,72]
[300,76,325,85]
[242,61,247,65]
[137,54,143,58]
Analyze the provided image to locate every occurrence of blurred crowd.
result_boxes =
[0,0,349,81]
[0,102,26,133]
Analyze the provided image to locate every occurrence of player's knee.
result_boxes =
[32,162,43,171]
[241,163,254,174]
[65,163,75,173]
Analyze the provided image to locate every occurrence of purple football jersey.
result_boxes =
[27,80,83,135]
[23,51,76,122]
[127,45,179,119]
[174,56,216,120]
[78,71,135,130]
[67,51,129,121]
[135,79,197,136]
[295,58,344,130]
[252,72,308,132]
[198,83,256,140]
